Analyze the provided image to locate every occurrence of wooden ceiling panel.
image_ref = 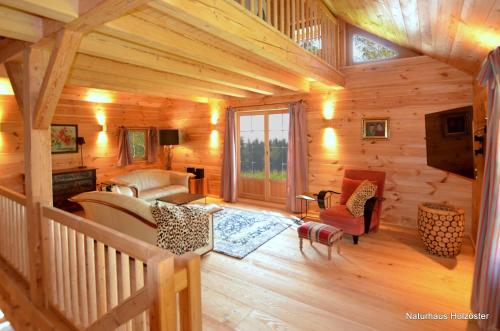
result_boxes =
[324,0,500,75]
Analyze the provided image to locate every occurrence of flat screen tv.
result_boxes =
[425,106,474,179]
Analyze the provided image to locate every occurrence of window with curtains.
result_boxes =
[128,129,148,161]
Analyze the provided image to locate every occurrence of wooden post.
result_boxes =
[22,46,53,307]
[178,253,202,331]
[148,253,177,331]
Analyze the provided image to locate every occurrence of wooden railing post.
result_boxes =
[22,45,53,307]
[148,253,177,331]
[178,253,202,331]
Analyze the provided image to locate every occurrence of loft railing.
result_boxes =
[235,0,339,68]
[0,186,29,283]
[0,186,202,331]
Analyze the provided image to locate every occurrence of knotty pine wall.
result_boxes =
[159,100,226,195]
[165,56,474,230]
[0,87,167,192]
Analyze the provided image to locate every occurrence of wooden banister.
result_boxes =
[85,288,150,331]
[42,206,162,261]
[0,186,203,331]
[235,0,339,68]
[0,186,27,206]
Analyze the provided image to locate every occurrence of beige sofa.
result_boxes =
[109,169,194,201]
[71,191,215,255]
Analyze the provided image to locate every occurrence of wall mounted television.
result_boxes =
[425,106,474,179]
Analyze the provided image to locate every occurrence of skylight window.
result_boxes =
[352,34,398,63]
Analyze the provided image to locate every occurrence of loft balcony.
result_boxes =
[0,0,344,104]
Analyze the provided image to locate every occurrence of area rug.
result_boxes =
[213,207,296,259]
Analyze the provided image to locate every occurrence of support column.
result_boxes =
[23,46,53,306]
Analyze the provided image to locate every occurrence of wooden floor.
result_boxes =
[201,200,478,331]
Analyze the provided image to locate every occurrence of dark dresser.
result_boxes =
[52,168,97,211]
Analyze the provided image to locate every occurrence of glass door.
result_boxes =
[237,110,289,203]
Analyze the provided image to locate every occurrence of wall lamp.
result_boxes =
[98,124,108,132]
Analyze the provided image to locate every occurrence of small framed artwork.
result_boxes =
[51,124,78,154]
[362,118,390,139]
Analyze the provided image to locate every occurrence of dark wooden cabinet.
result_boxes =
[52,168,97,211]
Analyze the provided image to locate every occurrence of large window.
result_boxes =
[128,129,148,161]
[237,110,289,203]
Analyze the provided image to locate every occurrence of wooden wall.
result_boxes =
[166,56,474,230]
[159,100,226,195]
[0,87,167,192]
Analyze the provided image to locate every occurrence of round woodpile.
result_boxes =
[417,203,465,258]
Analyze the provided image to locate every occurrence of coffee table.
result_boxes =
[157,192,206,205]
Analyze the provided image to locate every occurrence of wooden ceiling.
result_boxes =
[324,0,500,75]
[0,0,344,104]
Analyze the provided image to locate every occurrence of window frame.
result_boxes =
[128,128,149,162]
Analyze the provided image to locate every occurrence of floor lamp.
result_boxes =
[77,137,86,168]
[159,129,179,170]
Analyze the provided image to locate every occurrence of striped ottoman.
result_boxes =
[297,221,343,260]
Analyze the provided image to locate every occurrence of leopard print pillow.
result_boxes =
[151,203,209,255]
[346,180,377,217]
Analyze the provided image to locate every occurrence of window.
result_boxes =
[352,34,398,63]
[128,129,148,160]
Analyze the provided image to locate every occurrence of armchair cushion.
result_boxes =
[346,180,377,216]
[320,205,365,235]
[339,178,364,204]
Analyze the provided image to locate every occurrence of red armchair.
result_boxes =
[319,169,386,244]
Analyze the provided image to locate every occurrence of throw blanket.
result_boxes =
[151,203,210,255]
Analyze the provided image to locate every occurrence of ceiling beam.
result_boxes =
[0,5,42,42]
[0,0,78,22]
[68,68,226,103]
[79,32,283,95]
[99,13,309,92]
[66,0,150,34]
[34,29,82,129]
[4,61,24,111]
[73,54,258,98]
[150,0,345,88]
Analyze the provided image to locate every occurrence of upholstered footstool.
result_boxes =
[297,221,343,260]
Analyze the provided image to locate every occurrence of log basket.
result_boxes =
[417,202,465,258]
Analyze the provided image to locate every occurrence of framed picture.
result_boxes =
[51,124,78,154]
[362,118,390,139]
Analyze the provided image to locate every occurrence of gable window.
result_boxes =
[352,34,398,63]
[128,129,148,161]
[345,24,419,66]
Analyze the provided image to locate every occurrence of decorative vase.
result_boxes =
[417,202,465,258]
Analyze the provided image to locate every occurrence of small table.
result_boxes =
[295,191,338,220]
[157,192,207,205]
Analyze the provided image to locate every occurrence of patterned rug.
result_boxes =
[213,207,296,259]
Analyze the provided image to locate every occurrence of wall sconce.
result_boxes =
[0,122,3,132]
[323,95,335,127]
[98,124,108,132]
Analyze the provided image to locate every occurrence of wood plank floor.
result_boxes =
[201,200,478,331]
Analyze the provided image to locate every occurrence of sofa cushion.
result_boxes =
[114,169,171,191]
[346,180,377,216]
[319,205,365,235]
[140,185,188,201]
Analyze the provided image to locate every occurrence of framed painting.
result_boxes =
[362,118,390,139]
[51,124,78,154]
